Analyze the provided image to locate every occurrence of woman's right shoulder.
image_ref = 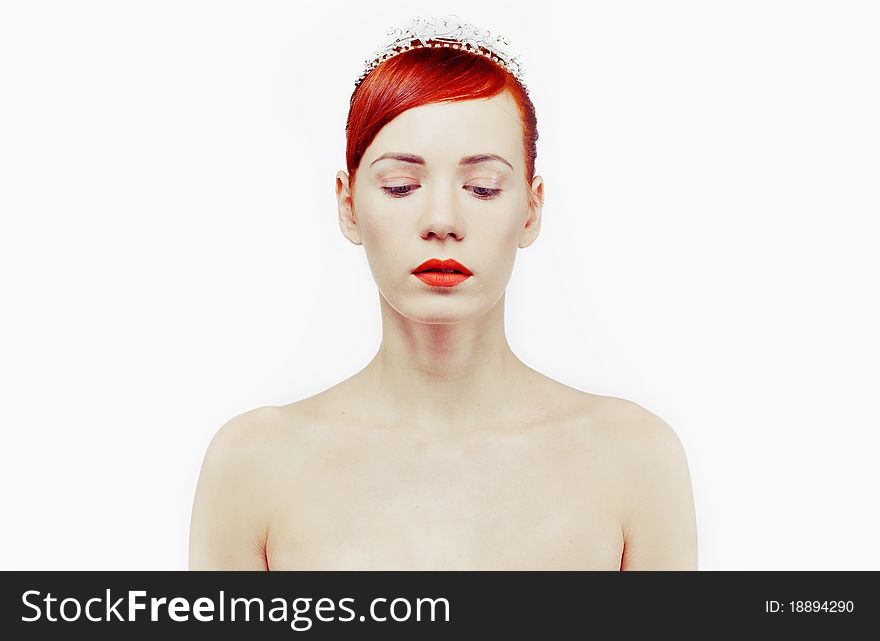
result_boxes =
[210,404,282,445]
[190,405,302,570]
[212,396,341,454]
[208,402,315,452]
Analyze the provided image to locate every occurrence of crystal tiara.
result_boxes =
[354,14,528,94]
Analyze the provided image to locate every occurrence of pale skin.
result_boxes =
[189,90,698,570]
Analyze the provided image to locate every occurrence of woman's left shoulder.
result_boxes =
[575,395,697,570]
[572,392,685,453]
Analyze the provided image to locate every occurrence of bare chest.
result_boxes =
[264,425,624,570]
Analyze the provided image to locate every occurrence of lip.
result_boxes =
[412,258,473,275]
[412,257,473,288]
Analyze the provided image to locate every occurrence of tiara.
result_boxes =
[354,14,528,94]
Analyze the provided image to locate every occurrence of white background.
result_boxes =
[1,0,877,570]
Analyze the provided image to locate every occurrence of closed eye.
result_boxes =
[469,186,502,199]
[381,185,419,197]
[380,185,502,200]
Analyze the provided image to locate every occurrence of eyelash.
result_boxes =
[381,185,502,200]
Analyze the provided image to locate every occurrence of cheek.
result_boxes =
[494,214,527,274]
[478,212,524,254]
[355,208,410,277]
[355,197,398,245]
[361,221,394,257]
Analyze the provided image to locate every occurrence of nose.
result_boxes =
[418,187,465,241]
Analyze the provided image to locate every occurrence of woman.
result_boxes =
[189,15,698,570]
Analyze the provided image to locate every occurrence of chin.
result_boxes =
[396,303,473,325]
[390,295,505,326]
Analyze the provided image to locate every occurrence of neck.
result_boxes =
[357,290,530,433]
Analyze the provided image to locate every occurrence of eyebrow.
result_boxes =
[369,152,514,171]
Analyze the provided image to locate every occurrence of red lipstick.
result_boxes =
[412,258,473,288]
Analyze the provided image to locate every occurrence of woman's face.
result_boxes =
[336,90,543,324]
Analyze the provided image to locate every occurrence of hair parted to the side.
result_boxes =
[345,44,540,207]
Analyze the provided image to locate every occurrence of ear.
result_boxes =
[336,170,361,245]
[519,175,544,249]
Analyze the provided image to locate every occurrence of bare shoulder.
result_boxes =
[188,405,288,570]
[207,405,289,459]
[582,394,698,570]
[198,405,296,484]
[586,394,687,455]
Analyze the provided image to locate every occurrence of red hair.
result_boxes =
[345,44,539,202]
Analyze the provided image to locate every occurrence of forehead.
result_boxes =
[364,91,524,169]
